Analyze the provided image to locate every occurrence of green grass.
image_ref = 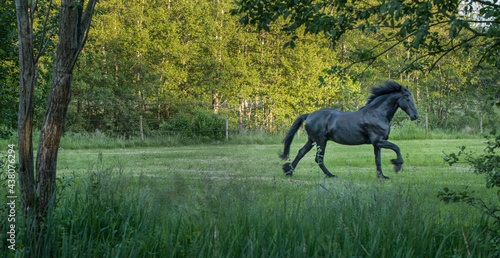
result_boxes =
[2,136,498,256]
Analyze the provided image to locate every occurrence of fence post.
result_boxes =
[480,112,483,134]
[140,115,144,141]
[425,112,429,136]
[225,115,229,141]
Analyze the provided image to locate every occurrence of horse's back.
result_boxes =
[304,108,372,145]
[304,109,341,128]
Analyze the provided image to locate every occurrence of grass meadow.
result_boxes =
[1,132,498,257]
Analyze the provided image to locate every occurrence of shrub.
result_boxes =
[161,112,194,136]
[192,109,225,140]
[161,109,225,140]
[441,132,500,254]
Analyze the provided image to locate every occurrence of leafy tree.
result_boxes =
[62,0,497,135]
[232,0,500,72]
[0,0,18,138]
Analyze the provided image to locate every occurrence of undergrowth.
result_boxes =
[2,158,495,256]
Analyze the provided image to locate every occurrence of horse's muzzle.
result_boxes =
[410,114,419,121]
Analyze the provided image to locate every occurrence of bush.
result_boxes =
[443,133,500,189]
[441,132,500,254]
[161,112,193,136]
[192,109,225,140]
[161,109,226,141]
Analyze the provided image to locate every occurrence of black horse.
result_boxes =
[280,81,419,179]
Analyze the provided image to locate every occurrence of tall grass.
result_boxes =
[14,161,164,257]
[390,121,481,140]
[58,130,285,149]
[7,159,494,257]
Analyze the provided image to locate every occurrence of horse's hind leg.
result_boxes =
[283,139,314,176]
[315,140,336,178]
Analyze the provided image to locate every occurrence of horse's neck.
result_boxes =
[366,94,400,121]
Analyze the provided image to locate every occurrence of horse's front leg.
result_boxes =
[373,146,389,179]
[375,140,403,172]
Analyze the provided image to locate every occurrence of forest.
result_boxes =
[1,0,499,137]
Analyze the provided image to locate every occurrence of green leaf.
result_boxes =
[283,40,296,49]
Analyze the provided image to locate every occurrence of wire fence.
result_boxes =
[62,109,301,139]
[61,112,436,141]
[64,115,233,141]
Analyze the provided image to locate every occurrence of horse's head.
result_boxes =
[398,86,419,121]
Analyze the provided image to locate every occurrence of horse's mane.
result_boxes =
[366,81,406,105]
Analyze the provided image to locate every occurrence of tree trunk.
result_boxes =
[238,100,244,128]
[15,0,36,216]
[212,90,220,114]
[35,70,73,214]
[35,0,96,218]
[15,0,96,223]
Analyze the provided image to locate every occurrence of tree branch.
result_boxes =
[342,32,416,72]
[441,12,488,37]
[30,0,38,28]
[429,35,479,71]
[477,40,500,69]
[34,0,53,65]
[472,0,500,9]
[69,0,97,70]
[343,17,459,72]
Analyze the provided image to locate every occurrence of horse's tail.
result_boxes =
[279,114,309,160]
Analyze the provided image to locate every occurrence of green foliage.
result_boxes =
[161,110,226,141]
[441,133,500,253]
[4,0,498,137]
[192,109,226,140]
[0,0,18,137]
[233,0,500,71]
[160,112,193,136]
[390,120,427,140]
[444,134,500,188]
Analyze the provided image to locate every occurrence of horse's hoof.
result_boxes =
[282,162,294,176]
[391,159,403,172]
[377,174,390,179]
[377,171,390,179]
[324,174,337,178]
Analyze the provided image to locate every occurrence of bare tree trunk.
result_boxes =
[15,0,36,216]
[35,0,96,218]
[15,0,97,224]
[238,100,244,128]
[35,70,73,214]
[212,90,220,114]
